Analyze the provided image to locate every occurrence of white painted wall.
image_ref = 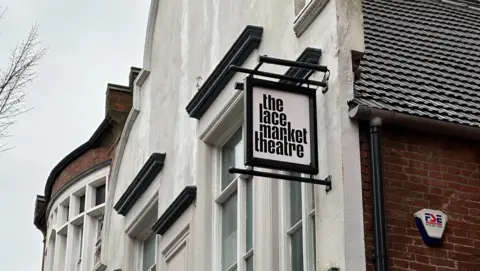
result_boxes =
[103,0,366,270]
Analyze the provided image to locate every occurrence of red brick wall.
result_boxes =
[107,88,133,113]
[52,147,110,195]
[361,123,480,271]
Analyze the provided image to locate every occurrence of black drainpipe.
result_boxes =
[370,117,389,271]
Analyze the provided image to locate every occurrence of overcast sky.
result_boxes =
[0,1,150,269]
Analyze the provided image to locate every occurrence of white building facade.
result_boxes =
[35,1,480,271]
[99,0,366,271]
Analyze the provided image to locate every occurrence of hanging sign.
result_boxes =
[244,77,319,174]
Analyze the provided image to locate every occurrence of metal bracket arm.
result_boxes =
[229,65,327,88]
[229,167,332,192]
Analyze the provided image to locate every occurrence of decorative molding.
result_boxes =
[185,25,263,119]
[161,224,190,261]
[280,47,322,85]
[45,160,111,218]
[293,0,330,37]
[107,83,131,93]
[134,69,150,88]
[113,153,166,216]
[128,67,142,89]
[152,186,197,235]
[143,0,160,70]
[101,100,140,261]
[199,90,244,145]
[124,191,158,237]
[93,262,107,271]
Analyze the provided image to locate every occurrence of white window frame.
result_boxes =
[213,125,255,271]
[140,231,157,271]
[124,191,159,271]
[282,178,316,271]
[293,0,330,37]
[77,226,84,270]
[43,166,109,271]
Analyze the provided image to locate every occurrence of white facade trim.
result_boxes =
[199,89,244,145]
[293,0,330,37]
[143,0,160,70]
[125,190,158,238]
[161,224,189,261]
[101,69,149,264]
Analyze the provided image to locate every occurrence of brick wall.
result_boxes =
[361,123,480,271]
[52,147,111,195]
[49,68,138,198]
[107,88,132,113]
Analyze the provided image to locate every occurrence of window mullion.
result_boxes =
[237,177,246,271]
[301,183,312,271]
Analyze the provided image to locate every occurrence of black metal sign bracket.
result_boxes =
[229,54,330,93]
[229,167,332,193]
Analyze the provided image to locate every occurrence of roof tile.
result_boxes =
[354,0,480,128]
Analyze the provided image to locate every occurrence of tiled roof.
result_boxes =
[352,0,480,128]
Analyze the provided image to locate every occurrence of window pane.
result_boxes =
[96,184,106,206]
[222,128,243,190]
[143,233,156,271]
[246,255,254,271]
[222,193,238,270]
[97,217,104,242]
[78,227,83,259]
[79,195,85,214]
[246,178,253,251]
[289,181,302,227]
[291,228,303,271]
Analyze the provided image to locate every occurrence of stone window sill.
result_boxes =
[293,0,330,37]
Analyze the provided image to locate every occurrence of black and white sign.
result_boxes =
[244,77,319,174]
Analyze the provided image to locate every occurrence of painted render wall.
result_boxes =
[103,0,365,270]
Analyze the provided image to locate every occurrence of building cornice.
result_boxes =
[106,83,131,94]
[44,160,111,219]
[34,117,114,233]
[152,186,197,235]
[185,25,263,119]
[113,153,166,216]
